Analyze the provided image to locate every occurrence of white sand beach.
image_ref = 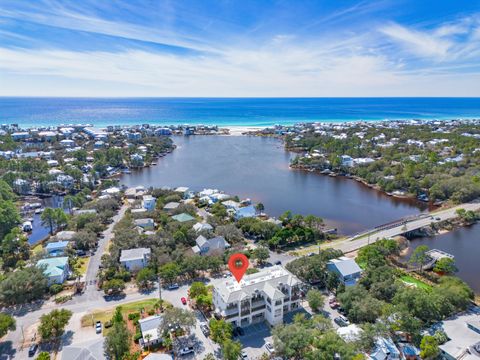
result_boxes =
[222,126,265,136]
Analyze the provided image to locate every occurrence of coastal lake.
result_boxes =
[405,224,480,293]
[120,135,428,234]
[121,135,478,292]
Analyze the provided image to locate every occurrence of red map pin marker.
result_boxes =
[228,253,249,283]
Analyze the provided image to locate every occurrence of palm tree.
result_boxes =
[145,333,152,352]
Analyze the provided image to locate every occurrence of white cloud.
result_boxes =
[1,43,480,97]
[381,23,452,59]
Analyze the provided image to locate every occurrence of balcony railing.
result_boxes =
[251,305,266,312]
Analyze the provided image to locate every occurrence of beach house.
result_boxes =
[192,235,229,256]
[139,314,163,348]
[142,195,156,212]
[45,241,70,257]
[120,248,151,271]
[37,257,70,285]
[327,257,363,286]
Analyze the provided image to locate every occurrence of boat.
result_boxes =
[122,169,131,174]
[22,221,33,232]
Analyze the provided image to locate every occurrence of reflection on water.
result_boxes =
[27,196,64,245]
[120,136,427,234]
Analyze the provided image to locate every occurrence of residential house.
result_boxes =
[368,337,401,360]
[55,231,77,241]
[45,241,70,257]
[142,195,156,212]
[234,205,257,220]
[163,202,180,212]
[139,315,163,348]
[327,257,363,286]
[13,178,31,195]
[193,222,213,232]
[60,139,75,148]
[341,155,354,167]
[120,248,151,271]
[134,218,155,230]
[437,308,480,360]
[213,265,303,327]
[192,235,229,256]
[171,213,195,223]
[37,257,70,285]
[11,132,30,141]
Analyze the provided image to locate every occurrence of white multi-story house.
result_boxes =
[120,248,151,271]
[213,266,303,327]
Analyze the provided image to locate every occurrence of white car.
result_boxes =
[95,321,102,334]
[241,350,249,359]
[265,342,275,354]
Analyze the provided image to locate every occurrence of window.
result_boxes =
[275,300,282,306]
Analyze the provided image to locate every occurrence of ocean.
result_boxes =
[1,97,480,127]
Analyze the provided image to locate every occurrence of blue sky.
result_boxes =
[1,0,480,96]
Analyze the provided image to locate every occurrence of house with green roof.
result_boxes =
[171,213,195,223]
[37,256,70,285]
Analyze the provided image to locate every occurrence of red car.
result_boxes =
[181,297,187,305]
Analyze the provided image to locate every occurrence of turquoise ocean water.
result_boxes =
[1,97,480,127]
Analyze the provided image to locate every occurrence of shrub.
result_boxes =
[128,312,140,321]
[133,331,142,342]
[49,284,63,295]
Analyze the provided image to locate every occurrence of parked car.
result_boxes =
[200,323,210,337]
[181,297,187,305]
[179,347,194,356]
[334,316,350,327]
[241,350,249,359]
[274,260,282,265]
[168,283,179,290]
[95,321,102,334]
[330,301,340,309]
[265,342,275,354]
[28,344,38,357]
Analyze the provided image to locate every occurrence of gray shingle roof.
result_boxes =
[120,248,151,262]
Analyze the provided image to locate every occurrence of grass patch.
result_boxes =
[400,275,432,291]
[81,298,161,328]
[32,244,43,255]
[75,257,90,276]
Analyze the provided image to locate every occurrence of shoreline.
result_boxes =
[8,116,480,131]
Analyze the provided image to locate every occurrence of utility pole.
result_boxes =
[158,274,162,301]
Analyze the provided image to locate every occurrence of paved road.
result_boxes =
[322,202,480,253]
[82,203,129,302]
[2,203,130,359]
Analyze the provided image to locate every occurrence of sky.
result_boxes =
[1,0,480,97]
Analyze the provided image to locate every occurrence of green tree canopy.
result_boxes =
[38,309,72,344]
[0,266,48,305]
[0,312,16,337]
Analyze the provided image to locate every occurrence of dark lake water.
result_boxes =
[405,224,480,293]
[27,196,64,245]
[120,136,428,234]
[120,135,479,292]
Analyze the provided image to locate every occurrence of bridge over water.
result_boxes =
[323,202,480,254]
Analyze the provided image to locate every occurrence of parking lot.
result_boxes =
[237,322,273,359]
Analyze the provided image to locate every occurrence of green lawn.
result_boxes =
[76,257,90,276]
[81,298,161,328]
[400,275,432,291]
[32,244,43,255]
